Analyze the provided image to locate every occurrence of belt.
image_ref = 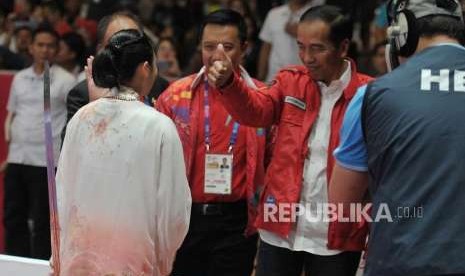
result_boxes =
[191,200,247,216]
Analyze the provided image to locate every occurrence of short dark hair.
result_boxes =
[300,5,353,47]
[41,1,64,16]
[416,15,465,43]
[92,29,154,88]
[14,25,33,36]
[96,11,143,45]
[32,24,59,46]
[200,9,247,44]
[156,36,178,55]
[61,32,87,67]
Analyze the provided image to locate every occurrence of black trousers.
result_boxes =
[256,239,361,276]
[3,163,51,259]
[171,201,258,276]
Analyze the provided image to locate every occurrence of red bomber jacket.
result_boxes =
[217,61,373,251]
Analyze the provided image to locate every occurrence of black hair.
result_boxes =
[61,32,87,68]
[300,5,353,47]
[156,36,180,57]
[41,0,65,16]
[200,9,247,44]
[96,11,143,45]
[227,0,254,18]
[416,15,465,44]
[92,29,155,88]
[32,23,59,46]
[14,25,33,36]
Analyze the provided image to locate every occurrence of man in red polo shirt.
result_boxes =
[157,9,267,276]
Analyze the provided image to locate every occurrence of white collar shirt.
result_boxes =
[7,65,76,167]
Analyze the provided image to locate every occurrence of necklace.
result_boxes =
[104,86,139,101]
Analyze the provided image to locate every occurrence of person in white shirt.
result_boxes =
[3,24,76,260]
[257,0,324,83]
[56,29,191,276]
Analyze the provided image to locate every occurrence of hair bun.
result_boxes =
[109,43,121,55]
[100,73,118,88]
[92,29,154,89]
[92,47,119,88]
[111,35,144,53]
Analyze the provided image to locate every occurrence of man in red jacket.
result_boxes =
[157,9,268,276]
[208,5,372,276]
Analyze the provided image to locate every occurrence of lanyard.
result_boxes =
[204,79,239,152]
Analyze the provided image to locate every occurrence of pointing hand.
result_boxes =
[207,44,234,89]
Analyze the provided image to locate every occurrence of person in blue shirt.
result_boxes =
[330,0,465,275]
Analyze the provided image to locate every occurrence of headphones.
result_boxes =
[386,0,463,70]
[387,0,419,57]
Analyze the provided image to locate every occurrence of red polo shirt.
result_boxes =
[190,86,247,203]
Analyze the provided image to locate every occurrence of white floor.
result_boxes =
[0,255,50,276]
[0,253,365,276]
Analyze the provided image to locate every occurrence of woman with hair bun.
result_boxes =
[55,29,191,276]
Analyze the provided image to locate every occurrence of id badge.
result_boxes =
[204,153,233,194]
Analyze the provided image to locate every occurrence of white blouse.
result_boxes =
[56,94,191,275]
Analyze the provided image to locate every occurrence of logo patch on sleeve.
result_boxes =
[284,96,306,110]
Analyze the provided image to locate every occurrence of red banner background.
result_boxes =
[0,71,16,253]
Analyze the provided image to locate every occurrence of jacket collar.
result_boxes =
[342,58,363,100]
[24,64,58,81]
